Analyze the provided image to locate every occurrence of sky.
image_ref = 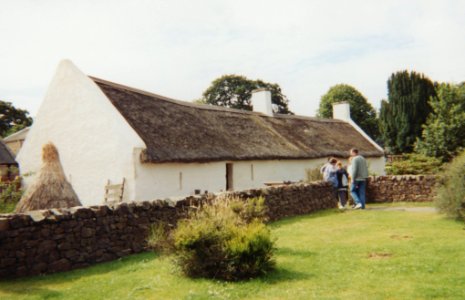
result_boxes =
[1,0,465,117]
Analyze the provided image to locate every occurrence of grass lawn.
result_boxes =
[1,203,464,300]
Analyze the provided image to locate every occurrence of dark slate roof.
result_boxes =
[91,77,384,163]
[0,140,17,165]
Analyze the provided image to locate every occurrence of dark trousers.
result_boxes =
[338,188,348,206]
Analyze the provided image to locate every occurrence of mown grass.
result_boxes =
[1,203,464,300]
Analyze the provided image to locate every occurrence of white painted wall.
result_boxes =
[367,156,385,176]
[133,150,226,200]
[232,158,327,190]
[17,60,146,206]
[133,155,385,200]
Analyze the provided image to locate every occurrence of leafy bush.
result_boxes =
[0,176,22,213]
[385,153,442,175]
[306,166,323,182]
[173,197,275,281]
[434,151,465,221]
[415,83,465,162]
[228,196,267,223]
[147,222,174,254]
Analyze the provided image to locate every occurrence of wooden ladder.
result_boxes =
[104,178,125,204]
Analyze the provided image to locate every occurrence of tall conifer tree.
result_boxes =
[379,71,436,153]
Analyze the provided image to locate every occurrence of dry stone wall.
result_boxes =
[0,176,438,278]
[366,175,437,203]
[0,181,335,278]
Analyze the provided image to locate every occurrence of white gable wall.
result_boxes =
[17,60,146,206]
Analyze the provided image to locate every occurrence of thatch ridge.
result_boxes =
[15,143,81,213]
[91,77,384,163]
[90,76,339,122]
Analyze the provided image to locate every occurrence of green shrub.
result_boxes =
[0,177,23,213]
[173,197,275,281]
[434,151,465,221]
[229,196,267,223]
[147,222,173,254]
[385,153,442,175]
[306,166,323,182]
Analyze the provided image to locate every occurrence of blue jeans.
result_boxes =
[350,180,366,209]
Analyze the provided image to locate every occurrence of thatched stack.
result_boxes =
[15,143,81,213]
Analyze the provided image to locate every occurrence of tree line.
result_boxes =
[317,71,465,162]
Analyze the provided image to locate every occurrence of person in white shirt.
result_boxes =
[322,158,338,201]
[320,157,332,181]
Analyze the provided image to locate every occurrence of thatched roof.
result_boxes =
[0,140,17,165]
[15,143,81,213]
[91,77,384,163]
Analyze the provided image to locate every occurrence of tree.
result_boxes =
[202,75,293,114]
[0,100,33,137]
[317,84,380,141]
[379,70,436,154]
[415,83,465,162]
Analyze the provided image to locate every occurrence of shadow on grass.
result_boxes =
[276,247,316,258]
[0,252,159,294]
[259,266,314,284]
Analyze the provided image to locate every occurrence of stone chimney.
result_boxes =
[251,89,273,116]
[332,101,351,121]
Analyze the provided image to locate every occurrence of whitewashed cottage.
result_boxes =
[17,60,385,206]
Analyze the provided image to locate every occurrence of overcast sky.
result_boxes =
[1,0,465,117]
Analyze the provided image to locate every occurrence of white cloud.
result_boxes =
[1,0,465,117]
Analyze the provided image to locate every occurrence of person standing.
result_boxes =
[320,157,332,181]
[349,148,369,209]
[323,158,339,201]
[336,161,349,209]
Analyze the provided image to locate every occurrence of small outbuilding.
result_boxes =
[17,60,385,206]
[3,127,29,157]
[0,140,18,181]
